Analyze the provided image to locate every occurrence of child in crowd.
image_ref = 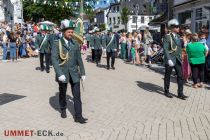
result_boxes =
[82,37,87,55]
[131,44,136,64]
[147,43,153,66]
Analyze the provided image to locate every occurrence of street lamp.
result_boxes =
[133,4,139,31]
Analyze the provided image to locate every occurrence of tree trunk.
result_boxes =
[124,23,127,32]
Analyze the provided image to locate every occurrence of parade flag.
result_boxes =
[73,0,84,45]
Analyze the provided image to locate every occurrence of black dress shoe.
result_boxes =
[81,117,88,121]
[107,67,110,70]
[74,117,87,124]
[177,95,188,100]
[41,68,44,72]
[165,93,173,98]
[111,66,115,70]
[46,70,50,73]
[60,110,67,118]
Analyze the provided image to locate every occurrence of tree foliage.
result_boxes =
[121,7,129,31]
[23,0,97,23]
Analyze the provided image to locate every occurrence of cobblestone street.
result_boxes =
[0,52,210,140]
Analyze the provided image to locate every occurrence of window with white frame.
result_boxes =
[118,17,120,24]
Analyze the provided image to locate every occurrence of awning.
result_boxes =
[148,13,168,26]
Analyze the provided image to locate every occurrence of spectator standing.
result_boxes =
[119,31,127,59]
[186,33,207,88]
[1,32,8,62]
[8,32,17,62]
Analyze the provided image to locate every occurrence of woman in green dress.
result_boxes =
[119,32,127,59]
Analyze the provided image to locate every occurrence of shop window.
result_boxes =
[196,8,206,20]
[133,16,137,23]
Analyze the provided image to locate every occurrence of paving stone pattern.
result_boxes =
[0,51,210,140]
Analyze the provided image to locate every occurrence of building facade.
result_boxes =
[120,0,154,32]
[127,15,154,32]
[103,0,155,32]
[106,2,124,32]
[173,0,210,33]
[95,7,109,27]
[0,0,23,25]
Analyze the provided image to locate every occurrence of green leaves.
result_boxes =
[120,7,129,31]
[23,0,97,23]
[121,7,129,24]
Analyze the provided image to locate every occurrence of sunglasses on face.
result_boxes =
[173,25,180,28]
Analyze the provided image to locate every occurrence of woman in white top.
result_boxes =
[133,32,140,64]
[127,33,133,61]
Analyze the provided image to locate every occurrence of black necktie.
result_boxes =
[68,40,71,48]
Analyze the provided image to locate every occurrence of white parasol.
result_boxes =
[39,21,55,25]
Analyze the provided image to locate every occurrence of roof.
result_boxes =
[148,13,168,26]
[106,2,120,17]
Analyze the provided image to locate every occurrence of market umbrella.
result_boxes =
[39,21,55,25]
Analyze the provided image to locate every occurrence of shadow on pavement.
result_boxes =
[49,92,75,117]
[35,67,41,71]
[136,81,164,95]
[96,63,107,69]
[85,55,93,63]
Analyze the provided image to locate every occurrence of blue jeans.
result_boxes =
[2,43,8,60]
[10,42,16,59]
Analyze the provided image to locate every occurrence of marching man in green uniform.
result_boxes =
[88,30,95,62]
[35,24,52,73]
[93,27,102,66]
[51,19,87,123]
[163,19,188,100]
[105,30,117,70]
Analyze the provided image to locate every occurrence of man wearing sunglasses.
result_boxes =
[163,19,188,100]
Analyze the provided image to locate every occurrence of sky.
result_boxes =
[94,0,118,9]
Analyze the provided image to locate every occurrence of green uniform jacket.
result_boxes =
[51,37,85,83]
[163,33,182,65]
[89,35,94,48]
[35,33,52,53]
[106,34,117,52]
[101,34,107,48]
[93,34,102,50]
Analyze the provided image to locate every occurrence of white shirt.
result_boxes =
[3,35,8,43]
[171,32,178,39]
[147,47,153,56]
[63,37,73,47]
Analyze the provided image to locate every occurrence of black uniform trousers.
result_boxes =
[164,60,184,96]
[58,75,82,118]
[40,53,50,71]
[106,51,116,68]
[94,48,102,64]
[91,49,95,62]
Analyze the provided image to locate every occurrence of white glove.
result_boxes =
[103,49,106,52]
[35,49,39,53]
[91,47,94,49]
[58,75,66,82]
[114,49,117,51]
[168,60,174,67]
[81,75,86,81]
